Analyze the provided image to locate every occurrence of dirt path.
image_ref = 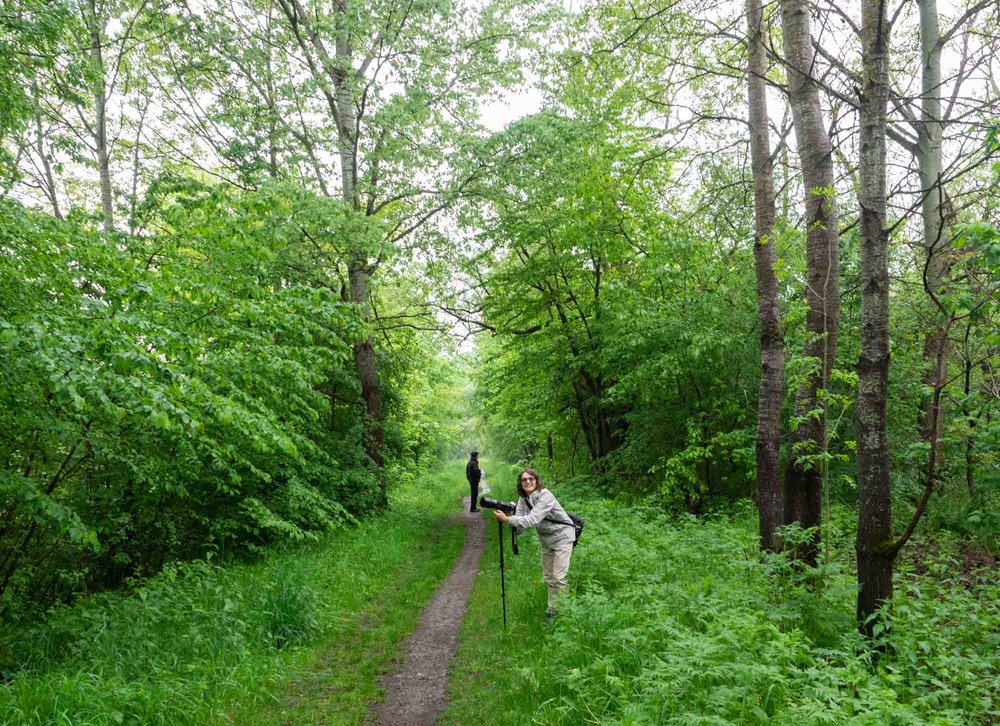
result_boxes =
[375,477,490,726]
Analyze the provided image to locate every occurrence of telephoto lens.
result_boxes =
[479,497,516,515]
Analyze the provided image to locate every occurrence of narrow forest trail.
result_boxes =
[374,477,490,725]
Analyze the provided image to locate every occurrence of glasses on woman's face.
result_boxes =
[521,476,536,484]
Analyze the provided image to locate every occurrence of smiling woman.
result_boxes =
[493,468,576,620]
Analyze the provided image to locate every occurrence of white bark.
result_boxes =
[918,0,948,277]
[83,0,114,231]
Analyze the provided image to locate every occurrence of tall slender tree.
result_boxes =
[916,0,950,305]
[275,0,387,480]
[915,0,950,458]
[746,0,784,551]
[855,0,891,632]
[779,0,840,564]
[913,0,993,450]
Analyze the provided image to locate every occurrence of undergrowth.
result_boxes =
[0,459,471,725]
[445,476,999,725]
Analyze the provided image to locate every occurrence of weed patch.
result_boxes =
[0,460,471,725]
[444,481,999,725]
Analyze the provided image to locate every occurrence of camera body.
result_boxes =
[479,496,516,515]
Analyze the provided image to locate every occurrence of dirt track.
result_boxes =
[375,478,489,725]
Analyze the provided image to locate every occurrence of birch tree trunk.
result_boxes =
[917,0,951,450]
[779,0,840,564]
[855,0,893,633]
[746,0,785,551]
[83,0,114,231]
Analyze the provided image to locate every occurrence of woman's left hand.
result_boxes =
[493,510,508,523]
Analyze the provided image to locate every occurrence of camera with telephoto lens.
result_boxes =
[479,497,516,515]
[480,497,518,555]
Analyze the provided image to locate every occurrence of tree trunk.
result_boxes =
[779,0,840,565]
[32,84,63,220]
[332,0,356,210]
[917,0,951,456]
[129,99,149,235]
[84,0,114,231]
[746,0,785,552]
[331,0,386,501]
[964,353,975,498]
[855,0,893,633]
[349,261,385,459]
[586,375,624,462]
[571,378,600,462]
[856,547,894,634]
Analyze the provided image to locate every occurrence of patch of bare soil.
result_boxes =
[374,480,488,725]
[904,539,997,591]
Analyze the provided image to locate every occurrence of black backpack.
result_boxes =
[525,498,585,547]
[559,512,585,547]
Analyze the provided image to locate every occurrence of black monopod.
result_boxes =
[479,496,518,629]
[497,519,507,628]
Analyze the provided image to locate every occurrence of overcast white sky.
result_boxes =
[479,87,544,132]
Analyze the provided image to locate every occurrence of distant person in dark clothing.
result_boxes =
[466,452,482,512]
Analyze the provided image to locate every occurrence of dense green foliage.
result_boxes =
[447,474,999,724]
[1,0,998,722]
[463,113,763,506]
[0,460,470,724]
[0,183,462,618]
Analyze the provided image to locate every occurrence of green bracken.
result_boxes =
[445,479,998,725]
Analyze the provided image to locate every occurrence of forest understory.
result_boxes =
[0,460,996,724]
[2,0,999,722]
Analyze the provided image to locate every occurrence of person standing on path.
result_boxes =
[466,451,482,513]
[493,468,574,621]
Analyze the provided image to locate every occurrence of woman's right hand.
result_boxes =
[493,509,508,523]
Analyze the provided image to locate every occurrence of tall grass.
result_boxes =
[0,460,472,725]
[445,478,999,725]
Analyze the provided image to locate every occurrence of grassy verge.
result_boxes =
[444,478,999,725]
[0,460,471,725]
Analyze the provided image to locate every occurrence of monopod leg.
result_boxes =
[498,519,507,630]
